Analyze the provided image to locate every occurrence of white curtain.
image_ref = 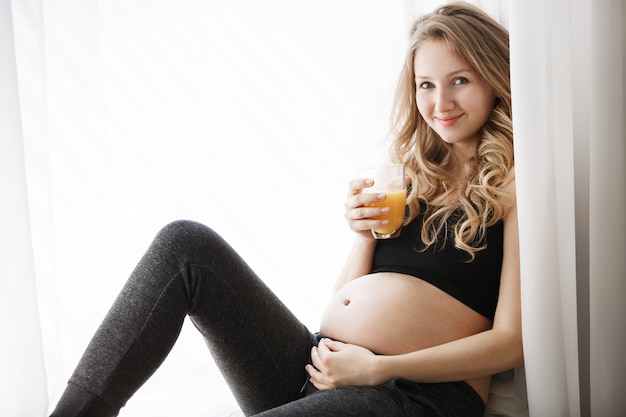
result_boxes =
[0,1,48,416]
[3,0,624,416]
[509,0,626,416]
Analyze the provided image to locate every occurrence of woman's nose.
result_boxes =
[435,88,454,113]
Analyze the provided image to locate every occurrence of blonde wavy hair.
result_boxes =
[389,2,514,260]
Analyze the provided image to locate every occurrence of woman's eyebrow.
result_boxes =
[415,68,474,79]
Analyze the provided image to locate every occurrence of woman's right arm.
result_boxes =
[333,237,377,293]
[333,178,388,293]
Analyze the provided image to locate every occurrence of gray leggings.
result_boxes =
[50,220,485,417]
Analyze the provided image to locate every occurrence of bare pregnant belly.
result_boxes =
[319,272,493,401]
[320,272,491,354]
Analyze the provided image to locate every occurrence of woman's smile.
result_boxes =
[435,114,464,128]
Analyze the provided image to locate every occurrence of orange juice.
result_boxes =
[367,189,406,235]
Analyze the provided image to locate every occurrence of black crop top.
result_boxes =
[370,204,504,320]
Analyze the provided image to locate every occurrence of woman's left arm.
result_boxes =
[373,199,523,384]
[307,180,523,387]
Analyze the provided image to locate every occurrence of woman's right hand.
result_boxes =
[344,178,389,240]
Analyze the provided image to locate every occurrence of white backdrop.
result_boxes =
[4,0,625,416]
[8,1,417,415]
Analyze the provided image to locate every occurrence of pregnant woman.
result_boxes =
[51,3,521,416]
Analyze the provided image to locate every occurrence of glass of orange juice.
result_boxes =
[357,164,406,239]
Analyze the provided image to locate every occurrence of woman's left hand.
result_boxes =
[305,338,382,390]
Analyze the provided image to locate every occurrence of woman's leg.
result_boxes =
[51,220,314,416]
[252,380,485,417]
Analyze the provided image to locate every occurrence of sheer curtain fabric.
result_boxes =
[509,0,626,416]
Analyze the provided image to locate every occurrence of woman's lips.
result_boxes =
[436,115,462,127]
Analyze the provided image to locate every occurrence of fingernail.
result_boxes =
[380,207,390,213]
[377,193,386,200]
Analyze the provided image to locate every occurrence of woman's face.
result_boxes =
[414,40,495,156]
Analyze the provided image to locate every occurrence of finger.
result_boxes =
[320,338,345,352]
[305,363,322,379]
[345,192,387,214]
[305,365,332,391]
[345,203,389,221]
[312,343,338,374]
[306,361,338,391]
[317,339,332,354]
[356,191,387,207]
[345,215,390,235]
[348,178,374,196]
[310,346,325,372]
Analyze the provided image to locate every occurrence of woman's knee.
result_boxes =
[156,219,218,246]
[151,219,231,263]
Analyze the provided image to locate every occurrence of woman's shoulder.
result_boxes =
[502,165,516,198]
[501,165,517,218]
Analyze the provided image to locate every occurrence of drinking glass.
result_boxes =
[356,164,406,239]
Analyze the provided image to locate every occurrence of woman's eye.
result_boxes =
[453,77,469,85]
[419,81,433,89]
